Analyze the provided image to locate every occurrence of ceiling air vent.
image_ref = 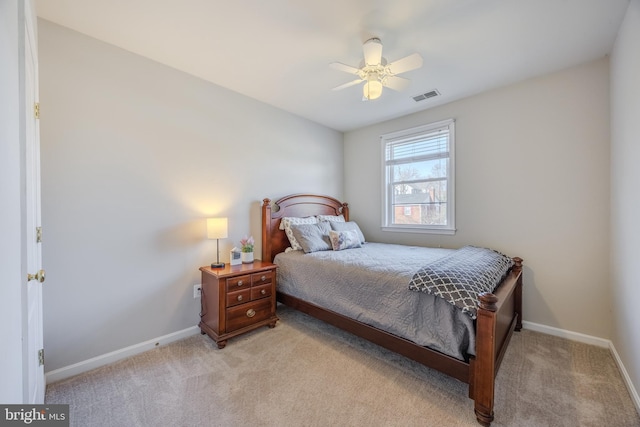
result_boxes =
[413,90,440,102]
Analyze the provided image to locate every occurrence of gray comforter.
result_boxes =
[274,243,477,360]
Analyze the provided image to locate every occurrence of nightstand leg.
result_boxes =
[216,340,227,349]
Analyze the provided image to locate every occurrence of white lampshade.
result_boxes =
[207,218,228,239]
[363,75,383,100]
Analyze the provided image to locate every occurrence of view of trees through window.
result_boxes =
[391,160,448,226]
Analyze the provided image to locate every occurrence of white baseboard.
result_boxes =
[609,341,640,415]
[523,320,640,415]
[522,320,610,348]
[45,326,200,384]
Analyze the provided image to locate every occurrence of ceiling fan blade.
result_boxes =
[363,38,383,66]
[330,62,360,75]
[387,53,423,75]
[383,76,410,91]
[332,79,364,91]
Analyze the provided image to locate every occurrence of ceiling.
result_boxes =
[35,0,629,132]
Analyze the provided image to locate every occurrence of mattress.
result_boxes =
[274,242,477,360]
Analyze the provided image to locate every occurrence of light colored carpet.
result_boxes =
[46,305,640,427]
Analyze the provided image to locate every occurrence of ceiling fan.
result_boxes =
[330,37,423,101]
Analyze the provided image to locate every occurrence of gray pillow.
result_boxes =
[290,221,332,253]
[330,221,365,244]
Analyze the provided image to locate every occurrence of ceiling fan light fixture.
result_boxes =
[331,37,423,100]
[363,74,383,100]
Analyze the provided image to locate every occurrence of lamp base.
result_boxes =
[211,262,225,269]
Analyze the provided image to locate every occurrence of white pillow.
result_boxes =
[280,216,318,251]
[317,214,345,223]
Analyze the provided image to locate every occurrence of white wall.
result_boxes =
[38,20,343,372]
[610,0,640,403]
[345,58,611,339]
[0,0,26,403]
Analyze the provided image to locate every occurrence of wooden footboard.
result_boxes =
[262,195,523,426]
[469,258,523,426]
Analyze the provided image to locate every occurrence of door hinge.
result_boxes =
[36,226,42,243]
[38,349,44,366]
[34,102,40,119]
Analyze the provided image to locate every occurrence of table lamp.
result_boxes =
[207,217,228,268]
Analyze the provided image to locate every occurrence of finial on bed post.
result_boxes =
[342,202,349,222]
[511,257,523,273]
[262,199,272,263]
[478,293,498,312]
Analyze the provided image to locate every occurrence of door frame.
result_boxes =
[22,0,45,404]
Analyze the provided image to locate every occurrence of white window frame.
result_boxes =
[381,119,456,235]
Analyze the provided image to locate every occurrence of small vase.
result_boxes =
[241,252,254,264]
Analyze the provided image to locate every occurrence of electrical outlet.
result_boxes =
[193,284,202,299]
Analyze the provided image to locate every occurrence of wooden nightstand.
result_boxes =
[199,260,278,348]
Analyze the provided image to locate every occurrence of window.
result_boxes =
[381,119,455,234]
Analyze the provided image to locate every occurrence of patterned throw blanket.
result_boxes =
[408,246,514,319]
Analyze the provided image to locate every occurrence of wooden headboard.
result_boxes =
[261,194,349,262]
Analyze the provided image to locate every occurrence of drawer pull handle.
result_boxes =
[246,309,256,318]
[261,275,266,282]
[237,295,243,301]
[260,289,266,295]
[237,280,243,286]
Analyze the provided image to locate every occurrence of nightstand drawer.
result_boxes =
[226,289,251,307]
[226,298,272,332]
[251,283,272,300]
[251,271,272,285]
[226,274,251,291]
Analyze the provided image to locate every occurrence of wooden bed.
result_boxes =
[261,193,523,426]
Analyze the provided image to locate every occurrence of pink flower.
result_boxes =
[240,235,254,253]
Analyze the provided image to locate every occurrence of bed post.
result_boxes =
[341,202,350,222]
[262,198,272,263]
[470,292,498,427]
[512,257,523,331]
